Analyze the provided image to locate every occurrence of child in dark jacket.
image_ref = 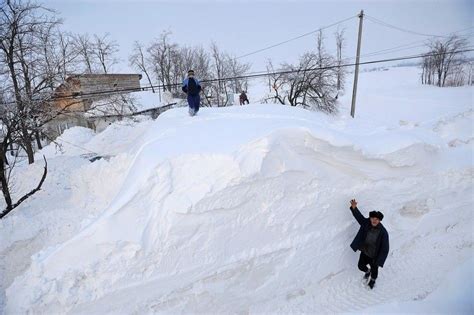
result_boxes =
[239,91,249,105]
[182,70,202,116]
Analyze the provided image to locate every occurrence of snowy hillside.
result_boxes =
[1,67,472,314]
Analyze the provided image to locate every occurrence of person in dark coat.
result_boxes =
[239,91,249,105]
[182,70,202,116]
[349,199,389,289]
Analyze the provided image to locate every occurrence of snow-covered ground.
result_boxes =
[132,89,187,111]
[0,66,472,314]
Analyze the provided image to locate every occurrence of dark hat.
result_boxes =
[369,211,384,221]
[187,69,195,75]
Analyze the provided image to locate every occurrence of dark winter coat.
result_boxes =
[350,207,389,267]
[182,77,201,96]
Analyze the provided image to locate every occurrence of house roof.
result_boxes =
[66,73,143,81]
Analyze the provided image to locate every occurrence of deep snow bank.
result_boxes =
[1,66,472,313]
[4,101,473,313]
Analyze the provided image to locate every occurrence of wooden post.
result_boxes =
[351,10,364,118]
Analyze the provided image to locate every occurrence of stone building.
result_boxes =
[46,74,142,137]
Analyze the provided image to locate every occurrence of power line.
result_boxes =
[75,48,474,90]
[345,26,473,61]
[244,26,473,68]
[359,42,427,58]
[56,28,474,96]
[235,15,357,60]
[1,48,473,107]
[3,25,471,107]
[3,48,474,106]
[365,15,473,38]
[99,28,473,90]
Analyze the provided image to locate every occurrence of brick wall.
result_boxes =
[53,74,142,111]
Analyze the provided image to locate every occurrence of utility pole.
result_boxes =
[351,10,364,118]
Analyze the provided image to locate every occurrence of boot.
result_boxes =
[368,278,376,289]
[364,268,371,280]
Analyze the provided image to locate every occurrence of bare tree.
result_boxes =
[0,1,35,163]
[316,30,325,68]
[209,42,228,107]
[0,1,85,218]
[421,35,469,87]
[0,1,132,218]
[334,27,346,91]
[208,43,250,106]
[129,41,155,92]
[266,50,339,113]
[184,46,211,79]
[265,59,286,105]
[92,33,119,74]
[468,61,474,86]
[139,35,246,106]
[57,32,80,82]
[148,31,178,93]
[421,51,434,85]
[0,106,48,219]
[175,46,211,84]
[73,34,95,74]
[227,56,250,94]
[0,0,64,163]
[85,93,137,117]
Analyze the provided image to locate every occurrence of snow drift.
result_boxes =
[1,67,472,313]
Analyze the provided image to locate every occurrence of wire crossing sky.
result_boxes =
[42,0,473,72]
[2,48,472,107]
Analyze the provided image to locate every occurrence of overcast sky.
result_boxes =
[42,0,473,74]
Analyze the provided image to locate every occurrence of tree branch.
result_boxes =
[0,155,48,219]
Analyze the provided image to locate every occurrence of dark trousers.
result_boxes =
[358,252,379,279]
[187,94,200,113]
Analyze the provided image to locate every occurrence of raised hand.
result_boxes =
[350,199,357,210]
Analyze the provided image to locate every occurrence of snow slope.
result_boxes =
[1,67,473,314]
[357,257,474,314]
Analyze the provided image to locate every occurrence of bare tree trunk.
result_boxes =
[335,28,345,91]
[9,142,15,157]
[35,130,43,150]
[0,146,13,210]
[0,156,48,219]
[130,41,155,93]
[7,60,35,164]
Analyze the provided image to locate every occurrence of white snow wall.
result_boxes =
[5,105,473,313]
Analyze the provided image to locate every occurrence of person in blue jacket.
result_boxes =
[349,199,389,289]
[182,69,202,116]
